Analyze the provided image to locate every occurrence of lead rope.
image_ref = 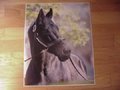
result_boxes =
[69,57,87,80]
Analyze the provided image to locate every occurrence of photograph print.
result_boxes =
[24,3,95,85]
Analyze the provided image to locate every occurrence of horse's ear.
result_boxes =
[36,9,44,24]
[46,8,53,19]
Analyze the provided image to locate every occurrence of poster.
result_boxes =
[24,3,95,86]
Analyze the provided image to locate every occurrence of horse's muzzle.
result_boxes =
[59,49,71,62]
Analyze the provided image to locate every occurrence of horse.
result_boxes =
[25,8,88,85]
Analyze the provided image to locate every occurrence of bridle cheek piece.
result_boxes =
[33,24,65,49]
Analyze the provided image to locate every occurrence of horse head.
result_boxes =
[33,8,71,62]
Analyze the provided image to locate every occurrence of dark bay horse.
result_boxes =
[25,8,87,85]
